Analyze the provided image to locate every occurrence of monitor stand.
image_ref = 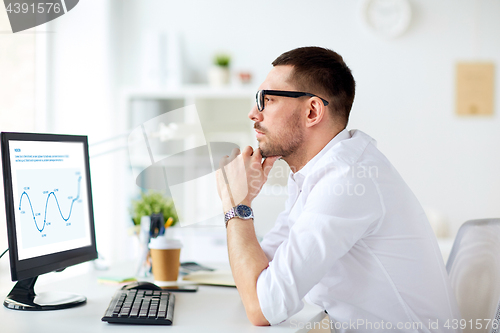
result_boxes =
[4,276,87,311]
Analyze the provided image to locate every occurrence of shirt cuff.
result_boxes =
[257,267,288,325]
[257,259,310,326]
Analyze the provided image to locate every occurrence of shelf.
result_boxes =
[122,84,258,100]
[122,84,284,231]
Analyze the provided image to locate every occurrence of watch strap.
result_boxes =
[224,208,237,225]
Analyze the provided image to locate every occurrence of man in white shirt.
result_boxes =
[216,46,460,332]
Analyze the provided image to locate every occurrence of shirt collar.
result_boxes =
[289,129,351,190]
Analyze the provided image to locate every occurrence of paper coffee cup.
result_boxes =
[149,237,182,282]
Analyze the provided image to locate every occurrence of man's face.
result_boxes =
[249,65,305,158]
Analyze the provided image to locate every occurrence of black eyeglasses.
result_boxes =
[256,89,329,112]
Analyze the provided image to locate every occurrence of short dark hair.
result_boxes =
[272,46,355,127]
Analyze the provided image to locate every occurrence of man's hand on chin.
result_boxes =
[216,146,280,211]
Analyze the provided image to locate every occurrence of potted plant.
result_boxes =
[130,190,179,234]
[130,190,179,277]
[208,53,231,86]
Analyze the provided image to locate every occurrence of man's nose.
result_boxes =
[248,104,263,122]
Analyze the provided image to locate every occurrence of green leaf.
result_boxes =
[214,53,231,67]
[130,190,178,227]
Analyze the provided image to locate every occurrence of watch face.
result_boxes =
[236,205,252,219]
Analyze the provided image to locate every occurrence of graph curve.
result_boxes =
[19,176,82,233]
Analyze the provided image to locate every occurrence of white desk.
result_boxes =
[0,263,324,333]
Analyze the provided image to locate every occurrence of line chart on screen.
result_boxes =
[16,168,87,249]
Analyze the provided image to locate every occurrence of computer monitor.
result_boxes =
[1,132,97,310]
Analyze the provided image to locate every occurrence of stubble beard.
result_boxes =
[257,109,304,159]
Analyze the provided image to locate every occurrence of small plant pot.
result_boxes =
[208,66,230,86]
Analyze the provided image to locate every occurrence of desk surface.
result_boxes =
[0,263,324,333]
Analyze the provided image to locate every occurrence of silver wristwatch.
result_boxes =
[224,204,254,227]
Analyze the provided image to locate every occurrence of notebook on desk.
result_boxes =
[182,269,236,287]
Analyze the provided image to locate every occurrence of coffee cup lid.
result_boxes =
[149,237,182,250]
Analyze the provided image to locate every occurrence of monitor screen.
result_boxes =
[1,132,97,290]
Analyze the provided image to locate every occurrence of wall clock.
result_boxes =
[361,0,412,39]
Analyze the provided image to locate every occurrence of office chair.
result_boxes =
[446,219,500,333]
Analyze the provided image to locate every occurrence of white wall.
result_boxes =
[115,0,500,236]
[0,9,36,275]
[44,0,131,263]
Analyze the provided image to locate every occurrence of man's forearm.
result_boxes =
[216,147,280,325]
[227,217,270,326]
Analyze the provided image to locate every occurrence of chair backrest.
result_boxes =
[446,219,500,333]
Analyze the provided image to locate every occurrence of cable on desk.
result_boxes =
[0,248,8,259]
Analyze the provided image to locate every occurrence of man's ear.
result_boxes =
[305,97,326,128]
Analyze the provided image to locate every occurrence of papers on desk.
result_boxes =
[97,276,137,285]
[182,269,236,287]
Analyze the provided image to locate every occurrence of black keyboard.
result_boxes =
[101,289,175,325]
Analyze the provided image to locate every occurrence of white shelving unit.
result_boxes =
[120,85,288,262]
[123,85,256,142]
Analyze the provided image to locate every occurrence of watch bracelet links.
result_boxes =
[224,208,237,228]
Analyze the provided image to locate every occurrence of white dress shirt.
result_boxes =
[256,129,461,332]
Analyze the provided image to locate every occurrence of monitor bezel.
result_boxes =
[1,132,98,281]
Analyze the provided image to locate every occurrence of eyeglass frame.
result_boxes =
[256,89,329,112]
